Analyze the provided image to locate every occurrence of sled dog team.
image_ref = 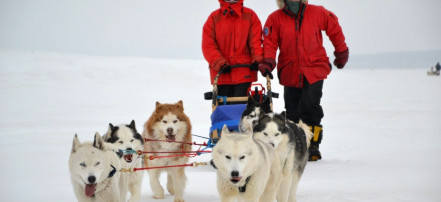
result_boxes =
[69,101,191,202]
[69,99,312,202]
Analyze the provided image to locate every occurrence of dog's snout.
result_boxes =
[126,147,133,151]
[88,176,96,184]
[231,171,239,177]
[270,143,275,147]
[167,128,173,134]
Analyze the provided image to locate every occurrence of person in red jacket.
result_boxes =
[202,0,263,99]
[259,0,349,161]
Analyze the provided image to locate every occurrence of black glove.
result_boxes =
[220,64,231,74]
[250,62,259,71]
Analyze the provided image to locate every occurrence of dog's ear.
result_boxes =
[221,124,230,135]
[280,111,287,122]
[155,101,161,108]
[93,132,105,150]
[72,134,80,153]
[109,123,115,132]
[129,120,136,130]
[262,97,272,113]
[107,123,117,139]
[246,95,254,107]
[176,100,184,111]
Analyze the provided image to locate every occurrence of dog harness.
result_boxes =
[108,165,116,178]
[238,176,251,193]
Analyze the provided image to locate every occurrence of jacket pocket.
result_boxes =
[277,61,292,80]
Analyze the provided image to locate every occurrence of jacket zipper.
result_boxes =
[233,11,236,65]
[296,4,306,88]
[295,13,302,88]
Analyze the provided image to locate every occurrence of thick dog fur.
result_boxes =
[142,100,192,202]
[253,112,312,202]
[212,125,281,202]
[69,133,122,202]
[103,120,144,202]
[239,96,272,133]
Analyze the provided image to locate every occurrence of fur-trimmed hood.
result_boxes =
[276,0,308,9]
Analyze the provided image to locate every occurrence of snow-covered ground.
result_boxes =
[0,51,440,201]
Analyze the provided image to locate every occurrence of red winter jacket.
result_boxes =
[263,2,348,87]
[202,0,263,85]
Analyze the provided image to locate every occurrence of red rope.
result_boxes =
[144,138,207,146]
[141,151,211,154]
[133,163,194,171]
[140,144,211,160]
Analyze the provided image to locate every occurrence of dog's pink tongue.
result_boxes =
[85,183,96,197]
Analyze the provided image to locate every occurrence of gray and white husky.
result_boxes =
[239,96,272,133]
[253,112,312,202]
[211,125,281,202]
[103,120,144,202]
[69,133,122,202]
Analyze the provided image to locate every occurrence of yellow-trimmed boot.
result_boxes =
[308,125,323,161]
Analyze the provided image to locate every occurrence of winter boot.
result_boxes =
[308,125,323,161]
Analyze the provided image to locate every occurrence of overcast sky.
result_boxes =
[1,0,440,59]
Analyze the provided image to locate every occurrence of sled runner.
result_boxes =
[204,65,279,146]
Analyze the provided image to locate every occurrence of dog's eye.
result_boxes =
[80,163,86,167]
[173,120,178,123]
[118,141,123,144]
[263,132,268,136]
[162,120,167,123]
[95,162,100,166]
[275,133,280,137]
[225,155,231,160]
[240,156,245,160]
[130,139,134,142]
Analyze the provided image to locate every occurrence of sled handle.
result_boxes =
[210,65,276,111]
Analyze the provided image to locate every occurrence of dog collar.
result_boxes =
[108,165,116,178]
[210,159,217,169]
[238,176,251,193]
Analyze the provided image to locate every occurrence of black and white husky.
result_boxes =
[253,112,312,202]
[239,96,272,133]
[103,120,144,202]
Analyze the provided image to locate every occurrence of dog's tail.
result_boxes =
[298,120,313,148]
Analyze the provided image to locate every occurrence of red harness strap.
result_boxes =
[144,138,207,146]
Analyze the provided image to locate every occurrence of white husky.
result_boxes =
[211,125,281,202]
[69,133,122,202]
[103,120,144,202]
[253,112,312,202]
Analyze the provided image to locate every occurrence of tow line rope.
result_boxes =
[118,138,212,172]
[144,138,208,146]
[120,162,210,173]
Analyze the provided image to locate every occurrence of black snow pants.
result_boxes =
[284,79,324,126]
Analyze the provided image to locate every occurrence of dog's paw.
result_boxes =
[128,196,141,202]
[167,184,174,195]
[152,193,165,199]
[173,198,185,202]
